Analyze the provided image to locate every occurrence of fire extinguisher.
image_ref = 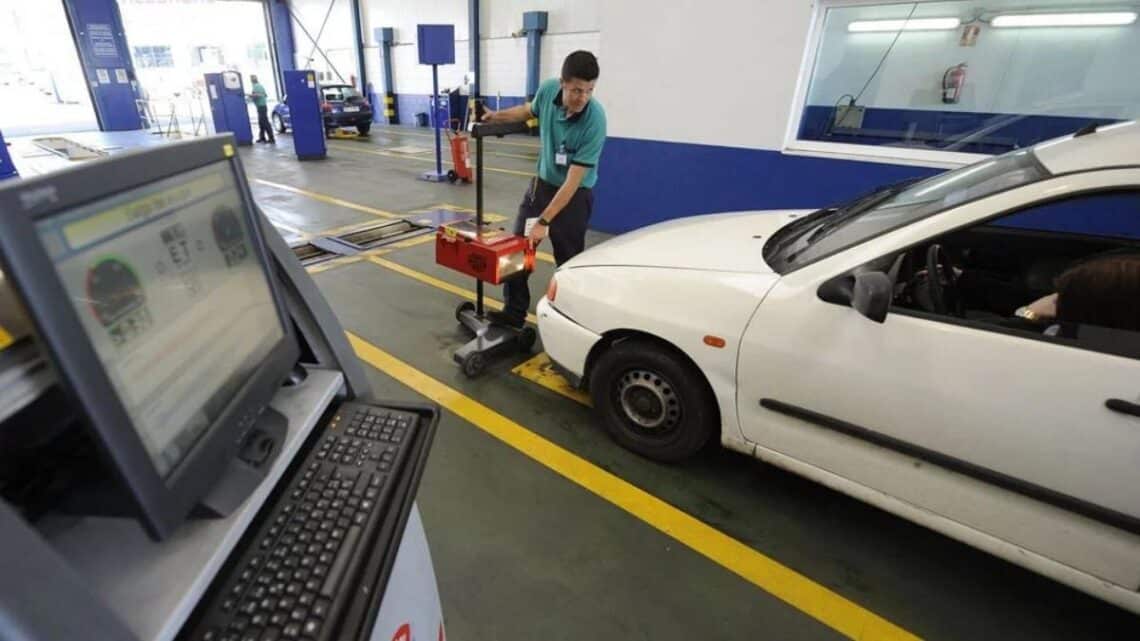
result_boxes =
[942,63,968,104]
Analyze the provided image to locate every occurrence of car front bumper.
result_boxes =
[536,297,601,388]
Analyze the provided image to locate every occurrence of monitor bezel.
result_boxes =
[0,135,299,539]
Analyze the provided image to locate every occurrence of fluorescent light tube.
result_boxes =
[991,12,1138,27]
[847,18,961,32]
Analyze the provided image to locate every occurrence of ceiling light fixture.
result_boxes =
[847,18,962,32]
[991,11,1138,27]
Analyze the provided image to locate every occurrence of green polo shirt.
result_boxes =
[250,82,268,107]
[529,78,606,189]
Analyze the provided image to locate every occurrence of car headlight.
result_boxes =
[545,275,558,302]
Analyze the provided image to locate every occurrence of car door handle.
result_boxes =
[1105,398,1140,418]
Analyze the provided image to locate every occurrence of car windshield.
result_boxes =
[322,86,361,101]
[763,148,1050,273]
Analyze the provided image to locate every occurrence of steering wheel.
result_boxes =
[925,244,961,316]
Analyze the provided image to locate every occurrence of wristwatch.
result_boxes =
[536,217,551,226]
[1014,306,1038,322]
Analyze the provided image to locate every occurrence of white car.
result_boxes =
[537,121,1140,613]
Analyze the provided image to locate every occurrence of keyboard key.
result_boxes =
[222,598,236,613]
[311,599,330,619]
[290,608,306,622]
[279,596,297,611]
[202,628,220,641]
[269,612,287,627]
[353,512,367,525]
[260,598,276,612]
[298,592,315,607]
[241,601,259,616]
[259,628,281,641]
[283,623,301,639]
[302,620,321,637]
[230,617,249,632]
[286,582,302,596]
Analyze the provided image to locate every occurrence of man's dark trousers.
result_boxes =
[502,177,593,320]
[256,105,275,142]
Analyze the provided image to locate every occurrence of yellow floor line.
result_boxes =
[255,179,400,219]
[345,332,920,641]
[376,127,541,149]
[267,220,312,242]
[365,256,538,325]
[512,353,591,406]
[328,142,535,178]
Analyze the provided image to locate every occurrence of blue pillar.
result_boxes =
[62,0,142,131]
[469,0,481,99]
[268,0,296,98]
[0,130,18,181]
[417,24,454,183]
[522,11,547,101]
[374,27,398,124]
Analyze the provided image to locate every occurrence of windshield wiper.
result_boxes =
[800,177,925,245]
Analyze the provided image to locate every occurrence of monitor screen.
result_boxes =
[34,160,285,478]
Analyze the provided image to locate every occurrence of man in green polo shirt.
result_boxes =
[248,74,275,144]
[481,50,606,328]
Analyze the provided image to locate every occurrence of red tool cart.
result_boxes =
[434,115,535,377]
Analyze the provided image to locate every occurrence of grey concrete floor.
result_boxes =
[240,124,1140,640]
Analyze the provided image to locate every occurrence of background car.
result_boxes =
[272,83,372,136]
[537,121,1140,614]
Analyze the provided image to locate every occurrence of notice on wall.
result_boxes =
[114,68,129,84]
[87,23,118,59]
[95,68,111,85]
[209,84,218,100]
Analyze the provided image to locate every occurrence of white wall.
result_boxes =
[808,0,1140,119]
[356,0,599,97]
[601,0,813,150]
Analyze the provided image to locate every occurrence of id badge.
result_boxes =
[555,151,568,167]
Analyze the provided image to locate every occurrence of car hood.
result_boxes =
[565,209,810,273]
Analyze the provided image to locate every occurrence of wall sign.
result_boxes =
[87,23,118,59]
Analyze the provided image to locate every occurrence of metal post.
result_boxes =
[433,65,442,175]
[521,12,547,102]
[475,129,484,316]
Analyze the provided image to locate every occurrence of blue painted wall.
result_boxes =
[800,106,1119,156]
[394,94,526,128]
[591,137,940,234]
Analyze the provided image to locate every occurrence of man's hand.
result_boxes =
[528,221,548,247]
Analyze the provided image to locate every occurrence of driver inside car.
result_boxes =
[1015,253,1140,333]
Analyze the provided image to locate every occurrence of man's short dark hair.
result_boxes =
[561,51,599,82]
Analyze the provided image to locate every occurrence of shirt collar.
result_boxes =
[552,88,589,123]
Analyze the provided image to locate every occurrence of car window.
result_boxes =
[765,149,1048,273]
[881,190,1140,361]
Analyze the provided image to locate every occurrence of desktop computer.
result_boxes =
[0,135,440,641]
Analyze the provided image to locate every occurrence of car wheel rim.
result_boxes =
[617,369,680,433]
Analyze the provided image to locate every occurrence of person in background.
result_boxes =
[479,51,607,328]
[248,74,274,144]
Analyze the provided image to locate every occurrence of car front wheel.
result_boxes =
[273,113,286,133]
[590,338,717,462]
[356,121,371,135]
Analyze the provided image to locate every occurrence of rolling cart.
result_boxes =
[435,116,536,377]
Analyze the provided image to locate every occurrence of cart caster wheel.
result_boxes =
[447,169,458,183]
[517,326,537,353]
[455,301,475,323]
[461,352,486,378]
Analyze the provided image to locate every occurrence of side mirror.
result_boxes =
[851,272,892,323]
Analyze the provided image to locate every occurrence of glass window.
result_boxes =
[764,148,1049,272]
[133,45,174,69]
[794,1,1140,158]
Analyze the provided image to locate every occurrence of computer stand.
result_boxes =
[195,407,288,518]
[452,118,537,378]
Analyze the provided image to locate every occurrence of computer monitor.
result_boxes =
[0,136,299,540]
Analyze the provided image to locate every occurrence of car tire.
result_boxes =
[590,339,717,463]
[273,114,286,134]
[356,121,371,135]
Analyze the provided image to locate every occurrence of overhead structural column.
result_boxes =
[469,0,481,99]
[374,28,399,124]
[266,0,296,99]
[61,0,142,131]
[350,0,367,95]
[522,11,547,102]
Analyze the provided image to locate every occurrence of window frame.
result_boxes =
[863,186,1140,361]
[784,0,1004,170]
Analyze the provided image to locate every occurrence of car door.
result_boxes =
[736,172,1140,586]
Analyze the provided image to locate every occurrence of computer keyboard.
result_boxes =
[184,401,420,641]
